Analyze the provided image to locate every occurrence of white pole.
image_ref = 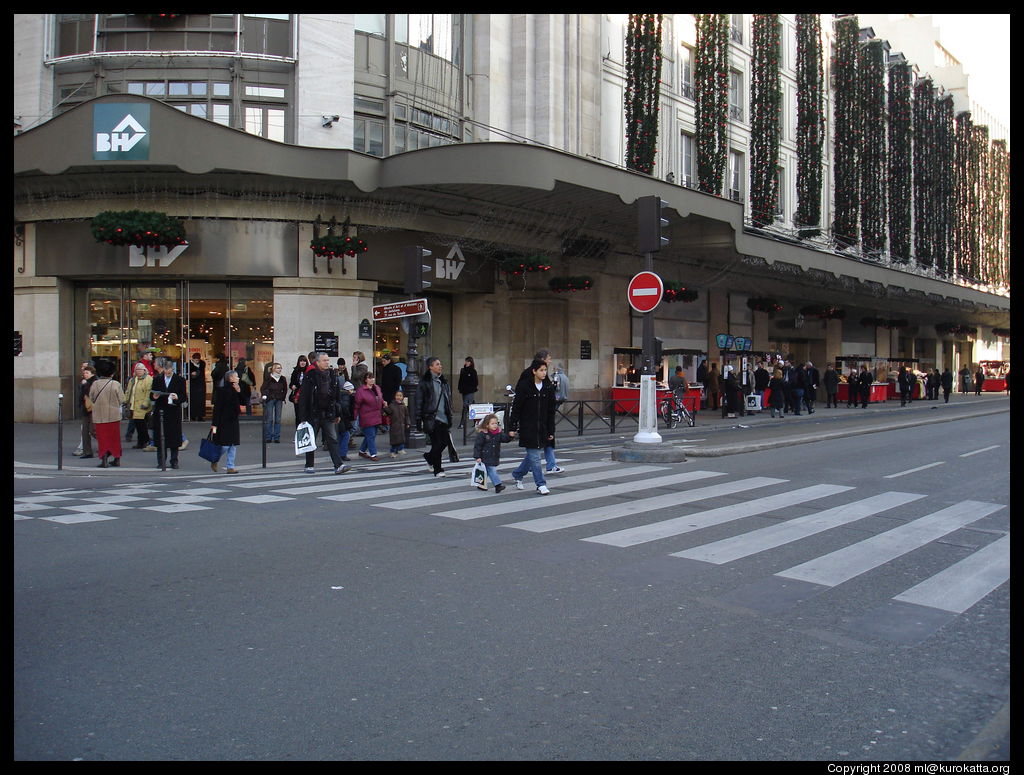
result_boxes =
[633,373,662,444]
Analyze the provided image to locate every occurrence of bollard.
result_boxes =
[261,395,268,468]
[57,393,64,471]
[158,409,166,471]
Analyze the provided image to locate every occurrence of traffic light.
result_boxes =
[403,245,432,294]
[637,195,669,254]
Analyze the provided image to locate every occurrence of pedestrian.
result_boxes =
[297,352,352,475]
[974,366,985,396]
[235,357,256,415]
[187,352,206,420]
[75,363,98,458]
[516,349,564,474]
[417,356,454,477]
[150,357,187,469]
[823,364,839,408]
[788,362,806,415]
[1005,369,1010,395]
[767,369,786,418]
[288,354,309,423]
[803,361,819,414]
[260,361,288,443]
[350,351,369,388]
[858,364,873,408]
[897,366,912,407]
[210,353,229,390]
[926,368,939,401]
[473,413,516,493]
[508,358,557,495]
[123,362,154,450]
[336,380,355,462]
[941,367,954,403]
[88,359,125,468]
[669,365,687,392]
[845,368,858,408]
[721,365,742,418]
[704,362,721,411]
[551,363,570,407]
[125,351,157,444]
[753,360,770,400]
[336,357,350,384]
[385,389,410,457]
[210,369,246,473]
[457,356,479,428]
[354,372,385,461]
[959,365,972,394]
[380,352,403,405]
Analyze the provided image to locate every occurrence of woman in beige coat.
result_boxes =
[123,362,154,450]
[88,360,126,468]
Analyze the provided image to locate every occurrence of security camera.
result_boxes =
[322,114,340,128]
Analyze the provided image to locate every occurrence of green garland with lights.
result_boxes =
[548,276,593,293]
[859,39,886,258]
[794,13,824,237]
[749,14,780,228]
[91,210,187,248]
[831,15,860,248]
[694,13,729,195]
[663,283,698,303]
[500,256,553,275]
[624,14,663,174]
[887,62,912,263]
[913,79,937,269]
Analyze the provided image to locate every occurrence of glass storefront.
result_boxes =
[76,281,273,416]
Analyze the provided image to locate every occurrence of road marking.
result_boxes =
[958,445,1000,458]
[892,534,1010,613]
[775,500,1006,587]
[670,491,926,564]
[883,461,945,479]
[583,484,851,547]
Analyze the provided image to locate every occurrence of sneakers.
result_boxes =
[225,468,238,474]
[476,484,488,491]
[537,485,550,495]
[143,445,157,452]
[547,466,565,474]
[434,470,447,478]
[335,464,353,475]
[494,484,506,494]
[178,439,189,450]
[304,466,316,474]
[513,477,524,490]
[358,451,371,460]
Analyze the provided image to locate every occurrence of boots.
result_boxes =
[97,454,108,468]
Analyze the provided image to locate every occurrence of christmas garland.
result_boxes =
[624,14,663,174]
[987,140,1011,287]
[663,283,699,303]
[935,322,977,337]
[310,235,368,258]
[548,275,593,293]
[887,62,913,263]
[860,317,908,330]
[500,256,552,275]
[991,328,1010,338]
[953,111,977,281]
[831,15,860,248]
[91,210,187,248]
[934,96,954,276]
[694,13,730,195]
[794,14,824,237]
[749,14,781,228]
[859,39,887,258]
[799,305,846,320]
[747,297,783,313]
[913,79,936,269]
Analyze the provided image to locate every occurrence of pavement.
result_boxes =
[14,391,1010,477]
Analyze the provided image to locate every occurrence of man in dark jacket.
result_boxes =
[823,364,840,408]
[858,364,873,408]
[803,361,820,414]
[298,352,351,474]
[788,362,806,415]
[151,357,187,469]
[379,352,404,404]
[417,357,454,477]
[940,367,954,403]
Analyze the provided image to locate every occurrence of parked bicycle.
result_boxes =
[659,388,695,428]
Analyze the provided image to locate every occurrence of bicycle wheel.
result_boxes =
[661,401,678,429]
[682,405,695,427]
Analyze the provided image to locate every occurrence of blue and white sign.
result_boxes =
[93,104,150,161]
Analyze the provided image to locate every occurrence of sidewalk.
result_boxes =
[14,392,1010,476]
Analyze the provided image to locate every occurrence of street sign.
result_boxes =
[627,271,664,313]
[372,298,429,321]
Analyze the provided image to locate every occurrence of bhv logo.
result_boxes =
[436,243,466,280]
[93,104,150,161]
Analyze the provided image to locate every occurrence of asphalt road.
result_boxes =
[13,413,1010,761]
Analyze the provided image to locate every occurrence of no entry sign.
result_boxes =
[627,271,664,313]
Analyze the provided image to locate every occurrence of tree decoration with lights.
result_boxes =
[310,215,367,275]
[831,15,860,249]
[624,14,663,174]
[694,13,729,195]
[91,210,187,248]
[952,111,977,281]
[794,13,824,238]
[548,276,594,293]
[935,97,955,276]
[859,39,887,258]
[887,62,912,263]
[800,305,846,320]
[500,256,553,275]
[663,282,699,303]
[749,14,781,228]
[913,79,938,269]
[986,139,1010,288]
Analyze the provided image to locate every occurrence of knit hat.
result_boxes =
[343,381,354,391]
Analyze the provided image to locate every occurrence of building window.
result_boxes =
[680,45,694,101]
[354,117,385,156]
[245,105,286,142]
[729,70,744,121]
[775,166,785,219]
[680,132,695,188]
[729,150,744,202]
[355,14,386,37]
[395,14,459,64]
[56,14,95,56]
[731,14,744,45]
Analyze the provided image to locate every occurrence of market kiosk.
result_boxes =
[978,360,1009,392]
[882,357,925,400]
[833,356,888,403]
[611,346,703,415]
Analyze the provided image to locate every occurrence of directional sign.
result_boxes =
[627,271,664,313]
[372,298,429,321]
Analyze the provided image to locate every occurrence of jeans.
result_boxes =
[263,398,283,442]
[338,428,351,459]
[513,448,547,487]
[390,441,406,454]
[790,388,804,414]
[220,444,237,469]
[305,417,343,469]
[544,446,558,471]
[359,424,379,456]
[484,464,502,487]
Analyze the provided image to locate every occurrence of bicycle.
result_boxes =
[659,389,695,428]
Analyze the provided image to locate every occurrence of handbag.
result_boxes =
[470,461,486,488]
[84,379,110,413]
[294,421,316,455]
[198,432,224,464]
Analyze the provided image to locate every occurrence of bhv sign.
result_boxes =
[93,104,150,161]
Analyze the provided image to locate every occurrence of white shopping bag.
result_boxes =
[294,421,316,455]
[470,461,486,487]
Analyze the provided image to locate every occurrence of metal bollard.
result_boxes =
[261,395,268,468]
[158,409,166,471]
[57,393,64,471]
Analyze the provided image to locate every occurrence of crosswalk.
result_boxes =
[14,455,1008,630]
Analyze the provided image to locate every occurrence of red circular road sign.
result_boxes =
[627,271,664,313]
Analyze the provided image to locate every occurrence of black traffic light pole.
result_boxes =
[402,245,432,447]
[636,196,668,376]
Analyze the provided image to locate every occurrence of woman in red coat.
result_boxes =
[354,372,385,461]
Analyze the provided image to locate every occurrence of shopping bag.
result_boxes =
[294,421,316,455]
[470,461,486,487]
[198,432,224,464]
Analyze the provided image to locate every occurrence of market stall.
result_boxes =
[611,346,703,415]
[978,360,1009,392]
[834,356,888,403]
[882,358,924,400]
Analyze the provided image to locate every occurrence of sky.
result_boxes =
[924,14,1011,134]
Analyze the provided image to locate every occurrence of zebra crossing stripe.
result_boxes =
[670,491,926,564]
[775,500,1006,587]
[583,484,852,548]
[892,534,1010,613]
[505,474,769,533]
[424,469,720,521]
